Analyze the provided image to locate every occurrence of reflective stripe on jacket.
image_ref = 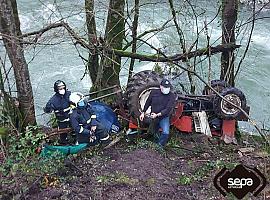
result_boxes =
[70,107,97,135]
[44,91,71,123]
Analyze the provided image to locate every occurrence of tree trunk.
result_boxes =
[85,0,99,86]
[0,0,36,127]
[128,0,140,82]
[99,0,125,88]
[220,0,238,86]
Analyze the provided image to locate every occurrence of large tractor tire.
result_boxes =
[203,79,229,95]
[213,87,246,120]
[126,70,163,120]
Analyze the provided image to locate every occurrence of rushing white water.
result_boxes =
[1,0,270,131]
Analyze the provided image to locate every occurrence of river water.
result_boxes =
[1,0,270,131]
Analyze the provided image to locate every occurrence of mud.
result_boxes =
[1,134,269,200]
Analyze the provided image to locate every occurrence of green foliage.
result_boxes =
[1,124,66,194]
[145,177,156,185]
[192,161,216,181]
[7,125,45,160]
[0,95,23,131]
[263,144,270,154]
[167,134,182,148]
[96,172,139,185]
[177,174,192,185]
[176,160,238,186]
[215,159,238,170]
[153,63,163,74]
[226,192,239,200]
[126,138,165,154]
[166,135,185,154]
[48,114,58,128]
[0,126,9,137]
[0,125,66,178]
[35,154,66,175]
[1,153,65,177]
[235,124,242,142]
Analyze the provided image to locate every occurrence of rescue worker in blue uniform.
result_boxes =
[44,80,71,144]
[69,92,110,145]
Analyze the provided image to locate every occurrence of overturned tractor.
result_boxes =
[125,70,249,142]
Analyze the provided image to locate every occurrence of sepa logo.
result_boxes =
[214,164,267,199]
[228,178,253,189]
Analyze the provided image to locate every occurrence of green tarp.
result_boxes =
[40,143,88,157]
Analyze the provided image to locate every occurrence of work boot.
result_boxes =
[59,133,68,145]
[158,134,169,147]
[100,137,112,145]
[59,139,68,145]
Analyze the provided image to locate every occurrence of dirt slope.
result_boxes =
[24,134,270,200]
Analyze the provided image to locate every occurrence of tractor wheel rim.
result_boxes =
[220,94,241,115]
[138,87,159,114]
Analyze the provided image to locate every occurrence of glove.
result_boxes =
[91,126,97,133]
[89,129,96,143]
[139,112,145,121]
[55,109,65,117]
[43,106,52,113]
[89,129,95,136]
[59,109,65,115]
[89,135,96,143]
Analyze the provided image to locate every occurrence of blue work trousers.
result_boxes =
[153,116,170,146]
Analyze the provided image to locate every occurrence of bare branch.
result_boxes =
[20,23,64,38]
[167,0,186,53]
[122,18,173,51]
[4,21,241,64]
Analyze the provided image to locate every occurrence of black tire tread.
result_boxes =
[203,79,229,95]
[126,70,162,119]
[213,87,246,120]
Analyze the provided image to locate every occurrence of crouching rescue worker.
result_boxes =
[69,92,111,146]
[139,78,176,147]
[44,80,71,144]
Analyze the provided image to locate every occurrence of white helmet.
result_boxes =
[69,92,85,106]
